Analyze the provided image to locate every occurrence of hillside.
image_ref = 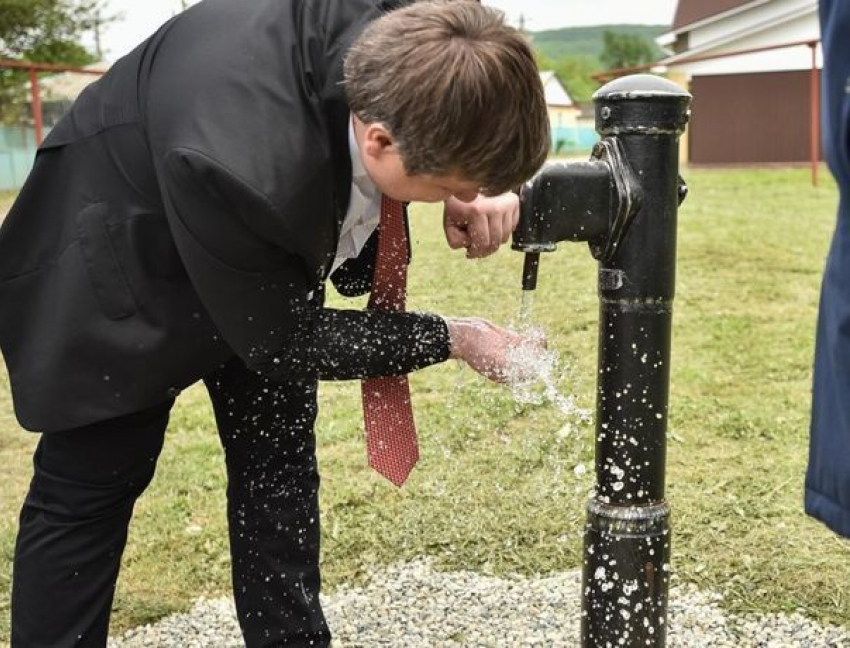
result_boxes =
[530,24,669,102]
[531,24,669,63]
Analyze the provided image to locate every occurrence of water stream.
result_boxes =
[504,291,589,422]
[519,290,535,328]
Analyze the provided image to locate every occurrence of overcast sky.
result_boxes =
[97,0,678,62]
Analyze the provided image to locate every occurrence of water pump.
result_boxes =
[513,74,692,648]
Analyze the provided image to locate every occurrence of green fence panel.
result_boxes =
[0,149,35,192]
[551,125,598,156]
[0,125,37,192]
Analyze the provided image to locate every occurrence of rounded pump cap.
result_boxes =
[593,74,692,102]
[593,74,692,137]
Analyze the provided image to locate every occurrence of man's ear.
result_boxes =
[361,122,397,160]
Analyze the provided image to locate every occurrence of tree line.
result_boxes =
[536,30,661,103]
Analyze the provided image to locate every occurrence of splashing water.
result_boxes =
[519,290,535,328]
[504,325,590,421]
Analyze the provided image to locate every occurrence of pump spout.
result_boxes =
[512,137,643,296]
[521,252,540,292]
[513,161,611,254]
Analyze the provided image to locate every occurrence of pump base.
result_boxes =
[580,500,671,647]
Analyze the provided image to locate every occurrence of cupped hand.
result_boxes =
[445,317,544,383]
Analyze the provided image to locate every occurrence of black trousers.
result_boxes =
[11,357,330,648]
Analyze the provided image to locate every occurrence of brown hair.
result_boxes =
[344,0,550,195]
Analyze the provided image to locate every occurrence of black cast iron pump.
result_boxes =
[513,74,692,647]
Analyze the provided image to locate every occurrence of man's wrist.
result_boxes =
[444,317,471,361]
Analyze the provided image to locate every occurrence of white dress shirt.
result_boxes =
[330,116,382,275]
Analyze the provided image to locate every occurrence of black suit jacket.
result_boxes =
[0,0,449,432]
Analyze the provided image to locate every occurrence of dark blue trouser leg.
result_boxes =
[11,401,172,648]
[205,358,329,648]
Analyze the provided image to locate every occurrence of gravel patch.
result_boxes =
[109,559,850,647]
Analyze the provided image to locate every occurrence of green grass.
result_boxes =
[1,167,849,643]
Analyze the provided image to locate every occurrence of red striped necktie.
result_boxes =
[361,195,419,487]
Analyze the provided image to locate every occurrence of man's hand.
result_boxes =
[443,192,519,259]
[446,317,527,383]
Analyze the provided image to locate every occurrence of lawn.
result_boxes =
[1,167,849,643]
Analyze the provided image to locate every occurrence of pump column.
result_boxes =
[580,77,692,647]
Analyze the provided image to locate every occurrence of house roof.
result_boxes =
[540,70,558,88]
[539,71,575,108]
[659,1,818,67]
[672,0,758,31]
